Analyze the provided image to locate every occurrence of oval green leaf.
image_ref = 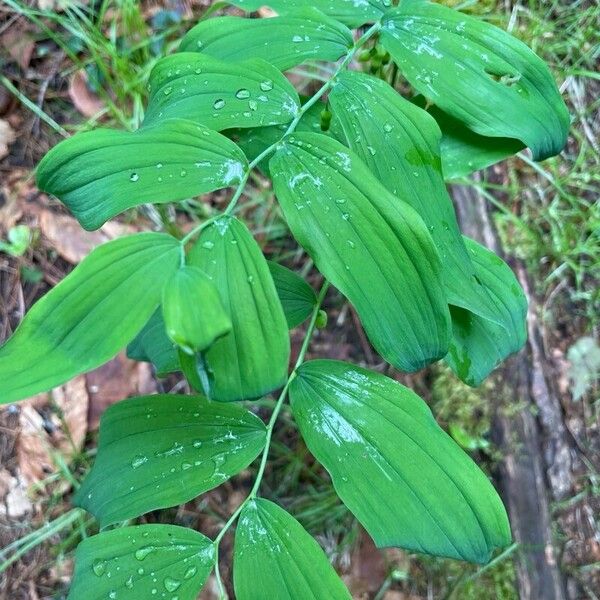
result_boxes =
[290,360,512,563]
[127,309,180,377]
[68,524,214,600]
[188,217,290,401]
[270,132,450,372]
[268,261,317,329]
[446,237,528,386]
[0,233,180,405]
[329,71,500,324]
[234,499,351,600]
[144,55,300,130]
[36,118,248,230]
[380,0,569,160]
[227,0,385,27]
[75,394,267,527]
[180,10,352,72]
[163,265,232,354]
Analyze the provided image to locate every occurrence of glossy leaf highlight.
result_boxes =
[75,395,267,527]
[290,360,512,563]
[381,0,569,160]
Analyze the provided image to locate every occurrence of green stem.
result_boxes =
[180,20,382,247]
[212,282,329,600]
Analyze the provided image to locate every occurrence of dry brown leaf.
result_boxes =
[0,23,35,70]
[39,210,136,264]
[0,471,32,518]
[0,118,16,161]
[68,70,105,118]
[16,404,52,487]
[51,376,89,453]
[86,353,156,430]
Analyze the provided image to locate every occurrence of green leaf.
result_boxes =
[68,524,214,600]
[268,261,317,329]
[270,133,450,372]
[126,309,180,377]
[329,71,501,324]
[179,10,353,72]
[290,360,511,563]
[188,217,290,401]
[234,499,351,600]
[163,265,232,353]
[227,0,386,27]
[380,0,569,160]
[427,103,524,180]
[75,394,266,527]
[445,237,527,386]
[36,118,248,231]
[144,55,300,130]
[0,233,180,405]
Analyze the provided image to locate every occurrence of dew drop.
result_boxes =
[180,169,187,177]
[125,576,134,589]
[260,80,273,92]
[367,146,377,156]
[383,123,393,133]
[235,88,250,99]
[213,99,225,110]
[163,86,173,96]
[129,173,139,182]
[202,241,214,250]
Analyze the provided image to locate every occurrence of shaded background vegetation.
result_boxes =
[0,0,598,598]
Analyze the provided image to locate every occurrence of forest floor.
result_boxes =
[0,1,598,599]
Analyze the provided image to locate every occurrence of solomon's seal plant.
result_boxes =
[2,1,569,598]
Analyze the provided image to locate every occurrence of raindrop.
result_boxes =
[92,560,106,577]
[247,275,254,284]
[292,35,304,42]
[201,241,214,250]
[129,173,139,182]
[108,592,117,600]
[235,88,250,99]
[367,146,377,156]
[131,455,147,469]
[181,462,192,471]
[125,576,134,589]
[156,163,163,169]
[260,80,273,92]
[135,546,155,561]
[347,240,356,249]
[184,566,197,580]
[213,99,226,110]
[164,577,182,593]
[180,169,187,177]
[383,123,393,133]
[248,100,258,111]
[163,86,173,96]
